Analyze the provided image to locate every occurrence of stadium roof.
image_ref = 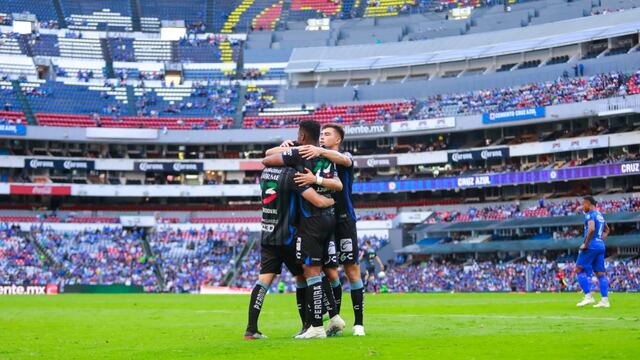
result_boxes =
[414,212,640,234]
[286,8,640,73]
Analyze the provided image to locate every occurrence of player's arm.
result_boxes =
[375,255,384,269]
[294,168,343,191]
[602,223,610,240]
[265,140,296,156]
[301,188,335,208]
[582,219,595,249]
[299,145,353,167]
[262,153,285,167]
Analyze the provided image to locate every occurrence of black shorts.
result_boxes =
[296,215,336,266]
[366,265,376,275]
[336,219,358,265]
[260,243,303,276]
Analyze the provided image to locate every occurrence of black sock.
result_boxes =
[295,281,307,328]
[305,276,323,327]
[321,275,338,318]
[351,280,364,326]
[331,279,342,314]
[246,282,268,333]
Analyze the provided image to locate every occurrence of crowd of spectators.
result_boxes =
[415,70,640,119]
[427,197,640,224]
[383,257,640,293]
[152,226,251,293]
[0,224,56,285]
[34,226,157,288]
[3,223,639,293]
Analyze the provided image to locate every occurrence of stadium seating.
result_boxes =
[37,113,233,130]
[0,0,58,21]
[28,34,61,57]
[243,100,413,128]
[364,0,416,17]
[152,226,251,292]
[139,0,207,28]
[427,198,640,224]
[415,70,640,119]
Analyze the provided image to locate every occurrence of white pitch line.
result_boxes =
[374,314,639,322]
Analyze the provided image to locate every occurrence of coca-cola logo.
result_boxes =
[10,185,71,196]
[31,186,54,195]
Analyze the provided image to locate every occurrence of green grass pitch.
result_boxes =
[1,293,639,359]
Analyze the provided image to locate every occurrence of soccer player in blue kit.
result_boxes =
[575,196,611,308]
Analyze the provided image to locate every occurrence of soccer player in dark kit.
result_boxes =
[244,166,335,339]
[295,123,368,336]
[263,120,345,339]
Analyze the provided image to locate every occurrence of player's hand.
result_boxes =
[294,168,317,186]
[579,243,587,250]
[280,139,295,148]
[299,145,323,159]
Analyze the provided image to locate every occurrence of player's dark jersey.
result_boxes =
[334,151,356,222]
[260,167,308,246]
[364,247,377,263]
[282,148,337,218]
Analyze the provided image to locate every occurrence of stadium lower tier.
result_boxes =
[1,225,639,293]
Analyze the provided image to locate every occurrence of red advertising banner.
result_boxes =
[10,185,72,196]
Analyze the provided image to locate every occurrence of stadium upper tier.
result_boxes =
[0,69,638,129]
[1,0,565,34]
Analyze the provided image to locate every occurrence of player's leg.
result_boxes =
[295,276,308,330]
[321,238,340,320]
[344,263,365,336]
[575,250,596,306]
[336,219,366,336]
[245,273,275,339]
[593,249,610,308]
[322,268,345,336]
[295,228,327,339]
[282,244,309,333]
[323,267,342,313]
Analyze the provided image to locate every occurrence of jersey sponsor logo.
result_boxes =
[261,224,275,232]
[327,240,336,255]
[340,238,353,252]
[261,181,278,205]
[295,237,302,260]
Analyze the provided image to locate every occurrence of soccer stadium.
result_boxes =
[0,0,639,358]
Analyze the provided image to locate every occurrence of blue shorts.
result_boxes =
[576,248,606,273]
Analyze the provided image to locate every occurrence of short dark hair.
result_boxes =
[583,196,597,206]
[299,120,321,142]
[322,123,345,141]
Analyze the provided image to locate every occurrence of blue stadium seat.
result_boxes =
[0,0,57,21]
